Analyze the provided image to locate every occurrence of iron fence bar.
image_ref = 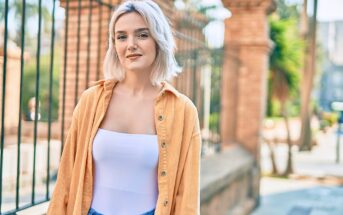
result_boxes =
[85,0,93,89]
[187,21,192,97]
[46,0,57,200]
[32,0,43,204]
[193,19,199,105]
[106,0,113,74]
[217,49,223,147]
[15,0,27,209]
[174,31,207,48]
[192,51,198,105]
[74,0,82,106]
[108,1,113,33]
[96,5,103,80]
[95,0,113,8]
[0,0,10,212]
[61,0,70,153]
[2,199,48,215]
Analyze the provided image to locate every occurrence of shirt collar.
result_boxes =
[160,81,180,98]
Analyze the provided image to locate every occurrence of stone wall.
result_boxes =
[200,145,258,215]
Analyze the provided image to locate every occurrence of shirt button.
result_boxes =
[158,115,164,121]
[163,200,168,206]
[161,171,167,176]
[161,142,166,148]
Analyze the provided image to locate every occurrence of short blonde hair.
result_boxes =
[103,0,181,86]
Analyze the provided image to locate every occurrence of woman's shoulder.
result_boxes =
[79,79,115,101]
[83,80,106,96]
[170,88,200,134]
[177,93,197,112]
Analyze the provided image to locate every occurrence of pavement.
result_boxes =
[253,126,343,215]
[253,177,343,215]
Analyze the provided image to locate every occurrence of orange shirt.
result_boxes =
[47,79,201,215]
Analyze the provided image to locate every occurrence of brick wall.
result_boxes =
[59,0,113,135]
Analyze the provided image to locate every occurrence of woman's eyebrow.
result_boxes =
[135,28,149,32]
[115,28,149,34]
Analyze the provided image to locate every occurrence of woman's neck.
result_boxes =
[116,70,162,98]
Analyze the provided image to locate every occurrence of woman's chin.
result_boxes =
[125,65,152,73]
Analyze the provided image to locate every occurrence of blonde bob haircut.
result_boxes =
[103,0,181,86]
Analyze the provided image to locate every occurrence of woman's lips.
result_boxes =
[127,54,142,60]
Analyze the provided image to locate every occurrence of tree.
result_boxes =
[299,0,318,151]
[268,12,304,175]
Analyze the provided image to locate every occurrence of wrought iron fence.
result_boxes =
[0,0,223,213]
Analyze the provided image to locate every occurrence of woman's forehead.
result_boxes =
[115,12,148,32]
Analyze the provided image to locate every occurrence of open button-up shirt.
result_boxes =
[47,79,201,215]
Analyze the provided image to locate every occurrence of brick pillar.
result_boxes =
[59,0,117,134]
[221,0,275,158]
[0,46,22,134]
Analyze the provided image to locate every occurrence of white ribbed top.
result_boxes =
[90,128,159,215]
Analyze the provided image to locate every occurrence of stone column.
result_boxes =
[221,0,275,158]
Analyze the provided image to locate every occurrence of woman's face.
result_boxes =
[114,12,157,73]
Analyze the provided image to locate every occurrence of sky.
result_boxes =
[316,0,343,21]
[287,0,343,21]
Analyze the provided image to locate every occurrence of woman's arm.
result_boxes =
[47,104,80,215]
[174,108,202,215]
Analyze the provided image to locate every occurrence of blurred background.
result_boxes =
[0,0,342,214]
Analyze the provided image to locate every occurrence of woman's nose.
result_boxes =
[127,37,138,51]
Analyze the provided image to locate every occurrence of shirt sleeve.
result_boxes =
[174,108,202,215]
[47,104,80,215]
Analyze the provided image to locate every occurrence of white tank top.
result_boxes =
[90,128,159,214]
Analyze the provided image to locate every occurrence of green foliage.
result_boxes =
[267,7,304,117]
[0,1,51,48]
[22,48,61,122]
[1,0,59,121]
[318,112,338,130]
[209,48,223,133]
[275,0,300,20]
[209,112,220,132]
[0,2,4,21]
[269,15,303,96]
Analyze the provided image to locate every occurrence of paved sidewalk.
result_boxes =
[261,127,343,178]
[254,127,343,215]
[253,177,343,215]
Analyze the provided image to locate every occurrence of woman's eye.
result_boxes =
[138,33,149,39]
[116,35,127,41]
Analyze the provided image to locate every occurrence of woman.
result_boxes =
[48,1,201,214]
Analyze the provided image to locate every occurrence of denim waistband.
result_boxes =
[88,208,155,215]
[88,208,103,215]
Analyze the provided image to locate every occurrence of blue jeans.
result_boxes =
[88,208,155,215]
